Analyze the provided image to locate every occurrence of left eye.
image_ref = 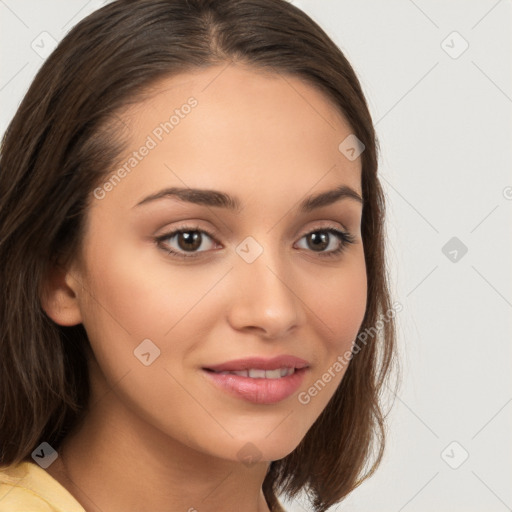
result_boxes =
[295,228,353,255]
[155,225,355,259]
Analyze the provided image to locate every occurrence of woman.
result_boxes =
[0,0,397,510]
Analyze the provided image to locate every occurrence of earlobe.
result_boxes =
[39,260,84,326]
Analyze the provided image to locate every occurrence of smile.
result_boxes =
[202,367,308,404]
[209,367,296,378]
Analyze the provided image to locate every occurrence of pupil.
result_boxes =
[179,231,201,251]
[309,232,328,251]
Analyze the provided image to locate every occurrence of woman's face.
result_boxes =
[66,63,367,463]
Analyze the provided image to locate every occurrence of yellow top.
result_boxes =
[0,460,286,511]
[0,461,85,511]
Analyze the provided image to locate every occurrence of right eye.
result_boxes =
[154,226,220,259]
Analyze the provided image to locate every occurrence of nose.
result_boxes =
[226,244,303,339]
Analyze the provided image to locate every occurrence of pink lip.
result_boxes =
[203,355,310,372]
[202,355,310,405]
[202,367,308,404]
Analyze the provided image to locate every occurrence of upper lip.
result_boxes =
[204,355,310,372]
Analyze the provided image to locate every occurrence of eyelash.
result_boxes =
[154,223,356,260]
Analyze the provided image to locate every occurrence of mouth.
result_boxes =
[204,367,297,378]
[201,355,310,404]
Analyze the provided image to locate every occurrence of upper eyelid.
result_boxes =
[157,222,352,241]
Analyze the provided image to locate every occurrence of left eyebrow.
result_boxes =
[132,184,363,212]
[299,184,363,212]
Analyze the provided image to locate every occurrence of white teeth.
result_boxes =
[248,369,267,378]
[215,367,296,378]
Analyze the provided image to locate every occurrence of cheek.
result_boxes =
[296,250,367,409]
[75,228,234,389]
[307,250,368,353]
[74,237,220,439]
[78,230,219,338]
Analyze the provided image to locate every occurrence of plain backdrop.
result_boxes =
[1,1,511,511]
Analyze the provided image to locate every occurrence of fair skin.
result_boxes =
[41,63,367,512]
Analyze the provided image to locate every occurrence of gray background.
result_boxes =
[1,1,511,511]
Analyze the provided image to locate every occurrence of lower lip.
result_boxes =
[202,368,308,404]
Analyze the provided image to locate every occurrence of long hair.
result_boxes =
[0,1,398,510]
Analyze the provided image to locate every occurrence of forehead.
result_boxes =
[100,63,363,209]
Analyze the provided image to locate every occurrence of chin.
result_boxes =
[222,432,305,465]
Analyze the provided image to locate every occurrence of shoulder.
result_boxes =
[0,462,52,511]
[0,461,85,512]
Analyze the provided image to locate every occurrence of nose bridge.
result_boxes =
[227,234,301,336]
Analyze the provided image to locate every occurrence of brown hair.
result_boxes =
[0,0,398,510]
